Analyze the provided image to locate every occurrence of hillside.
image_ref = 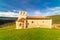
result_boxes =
[0,17,17,25]
[50,15,60,24]
[0,17,17,20]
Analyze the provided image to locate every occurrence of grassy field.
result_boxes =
[0,25,60,40]
[0,15,60,40]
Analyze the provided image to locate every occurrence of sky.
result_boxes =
[0,0,60,17]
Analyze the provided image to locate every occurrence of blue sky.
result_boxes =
[0,0,60,17]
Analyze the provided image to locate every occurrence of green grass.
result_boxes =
[0,27,60,40]
[0,23,60,40]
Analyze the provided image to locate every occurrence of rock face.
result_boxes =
[16,11,52,29]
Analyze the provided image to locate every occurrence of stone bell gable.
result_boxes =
[18,11,27,20]
[16,11,27,29]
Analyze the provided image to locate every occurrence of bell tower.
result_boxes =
[16,11,27,29]
[18,11,27,20]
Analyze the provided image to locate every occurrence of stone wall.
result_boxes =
[27,19,52,28]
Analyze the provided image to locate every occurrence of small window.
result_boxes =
[20,12,22,15]
[23,12,25,14]
[32,21,34,23]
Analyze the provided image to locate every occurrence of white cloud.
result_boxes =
[34,10,41,16]
[13,10,16,12]
[0,7,60,17]
[43,7,60,16]
[0,12,18,17]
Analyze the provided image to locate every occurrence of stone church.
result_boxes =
[16,11,52,29]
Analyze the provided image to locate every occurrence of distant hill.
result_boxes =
[50,15,60,24]
[0,17,17,20]
[0,17,17,25]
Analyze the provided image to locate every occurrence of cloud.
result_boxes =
[34,10,41,16]
[31,7,60,16]
[43,7,60,16]
[0,11,18,17]
[13,10,16,12]
[0,7,60,17]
